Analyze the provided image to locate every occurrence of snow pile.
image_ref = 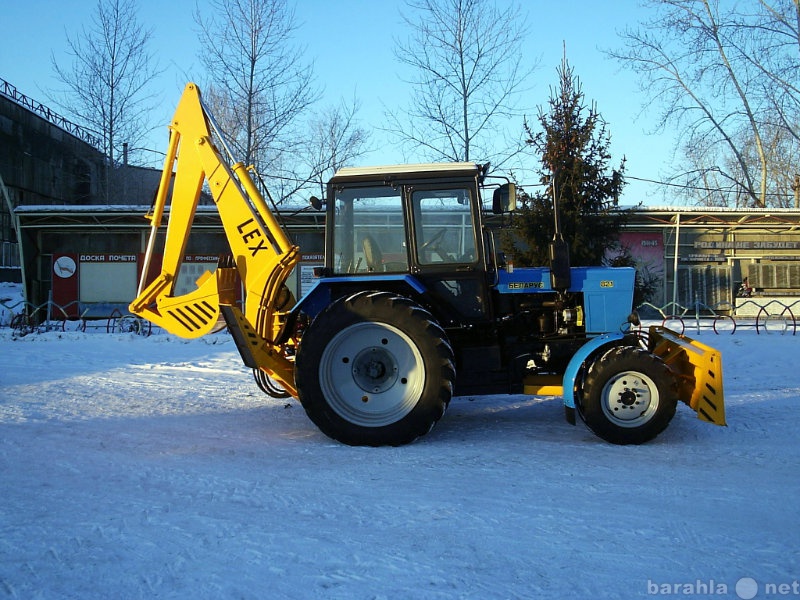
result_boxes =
[0,327,798,599]
[0,282,23,327]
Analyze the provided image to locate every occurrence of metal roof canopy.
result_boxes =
[13,205,324,231]
[16,203,800,229]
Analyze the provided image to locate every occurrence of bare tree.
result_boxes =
[194,0,316,187]
[252,97,371,206]
[389,0,534,170]
[611,0,800,207]
[51,0,159,201]
[302,97,371,200]
[739,1,800,144]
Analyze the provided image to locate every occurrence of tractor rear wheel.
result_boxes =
[295,291,455,446]
[579,346,678,445]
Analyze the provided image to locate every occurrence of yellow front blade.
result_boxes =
[648,326,726,426]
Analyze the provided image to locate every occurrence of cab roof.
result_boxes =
[329,162,482,184]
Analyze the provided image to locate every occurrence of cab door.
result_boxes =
[406,185,492,326]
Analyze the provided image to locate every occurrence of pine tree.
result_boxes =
[509,56,627,267]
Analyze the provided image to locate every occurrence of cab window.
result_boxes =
[332,186,409,274]
[413,188,477,265]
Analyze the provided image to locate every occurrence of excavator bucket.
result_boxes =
[129,266,239,338]
[648,326,726,426]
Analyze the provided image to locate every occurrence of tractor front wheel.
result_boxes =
[579,346,678,445]
[295,291,455,446]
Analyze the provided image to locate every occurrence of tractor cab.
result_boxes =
[321,163,495,326]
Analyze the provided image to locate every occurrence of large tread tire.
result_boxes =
[579,346,678,445]
[295,291,455,446]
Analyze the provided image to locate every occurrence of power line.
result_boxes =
[519,172,795,200]
[626,174,796,199]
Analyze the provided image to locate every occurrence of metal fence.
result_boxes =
[0,78,103,149]
[637,297,798,336]
[0,297,152,337]
[3,295,797,338]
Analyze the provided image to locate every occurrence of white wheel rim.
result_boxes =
[319,321,425,427]
[600,370,660,428]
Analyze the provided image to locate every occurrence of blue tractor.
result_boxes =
[288,162,725,445]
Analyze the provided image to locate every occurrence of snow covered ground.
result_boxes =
[1,293,798,598]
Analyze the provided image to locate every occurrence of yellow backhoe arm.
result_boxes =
[129,82,300,396]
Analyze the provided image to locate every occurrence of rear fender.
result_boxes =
[290,274,428,322]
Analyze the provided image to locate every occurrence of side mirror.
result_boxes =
[492,183,516,214]
[309,196,324,210]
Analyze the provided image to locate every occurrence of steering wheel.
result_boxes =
[421,228,447,252]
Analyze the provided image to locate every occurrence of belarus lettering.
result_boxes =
[508,281,544,289]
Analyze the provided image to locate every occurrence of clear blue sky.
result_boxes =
[1,0,676,204]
